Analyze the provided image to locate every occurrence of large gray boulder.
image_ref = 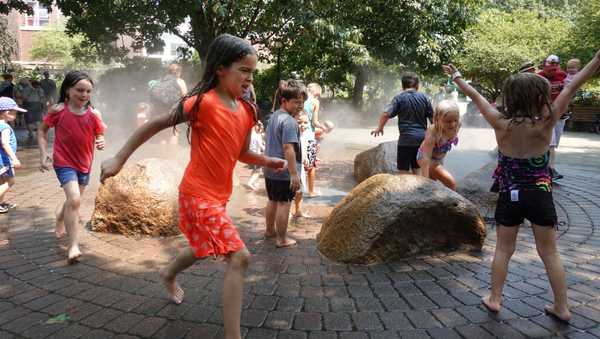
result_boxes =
[354,141,398,183]
[91,158,183,237]
[317,174,486,264]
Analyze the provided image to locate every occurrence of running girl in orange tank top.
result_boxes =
[100,34,285,339]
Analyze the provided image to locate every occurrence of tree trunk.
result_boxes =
[352,66,367,110]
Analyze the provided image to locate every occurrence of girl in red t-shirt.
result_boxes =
[101,34,285,339]
[38,71,106,264]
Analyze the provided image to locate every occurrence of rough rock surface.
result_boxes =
[457,161,498,214]
[91,158,183,237]
[317,174,486,264]
[353,141,398,183]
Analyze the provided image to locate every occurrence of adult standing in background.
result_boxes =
[0,74,15,99]
[40,71,57,106]
[149,63,188,144]
[538,54,567,181]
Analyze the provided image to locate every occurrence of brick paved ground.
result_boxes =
[1,144,600,338]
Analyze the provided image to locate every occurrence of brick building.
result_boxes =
[3,1,188,68]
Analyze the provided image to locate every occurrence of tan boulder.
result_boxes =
[353,141,398,183]
[91,158,183,237]
[317,174,486,264]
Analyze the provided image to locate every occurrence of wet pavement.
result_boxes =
[1,127,600,338]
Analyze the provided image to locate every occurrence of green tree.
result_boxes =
[312,0,481,108]
[455,9,571,100]
[0,17,17,65]
[565,0,600,61]
[29,28,99,68]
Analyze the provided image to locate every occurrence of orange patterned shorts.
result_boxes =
[178,192,245,258]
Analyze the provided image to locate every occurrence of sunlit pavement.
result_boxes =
[1,127,600,338]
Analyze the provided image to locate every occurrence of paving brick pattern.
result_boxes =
[1,162,600,338]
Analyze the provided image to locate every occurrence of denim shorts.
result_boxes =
[0,165,14,178]
[54,167,91,187]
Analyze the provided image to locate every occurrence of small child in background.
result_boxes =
[0,97,25,213]
[246,121,265,190]
[38,71,106,263]
[565,58,582,84]
[416,100,460,190]
[136,102,150,127]
[292,112,317,218]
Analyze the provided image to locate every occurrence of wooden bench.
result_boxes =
[566,104,600,132]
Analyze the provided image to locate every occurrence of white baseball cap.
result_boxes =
[546,55,560,64]
[0,97,27,112]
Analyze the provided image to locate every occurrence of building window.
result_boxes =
[24,1,49,28]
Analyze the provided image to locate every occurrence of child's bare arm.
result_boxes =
[37,122,52,171]
[371,112,390,137]
[100,105,187,182]
[554,49,600,120]
[239,133,285,169]
[442,64,503,128]
[416,129,436,178]
[1,129,20,168]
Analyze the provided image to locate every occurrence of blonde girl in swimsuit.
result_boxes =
[416,100,460,190]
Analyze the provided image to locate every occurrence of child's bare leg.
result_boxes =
[294,191,307,217]
[532,224,571,321]
[275,201,296,247]
[159,247,197,304]
[0,177,13,203]
[431,165,456,191]
[483,225,519,312]
[264,200,277,238]
[62,181,82,262]
[307,168,316,196]
[222,247,251,339]
[54,203,66,238]
[247,171,260,189]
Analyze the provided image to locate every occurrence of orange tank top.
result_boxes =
[179,89,255,202]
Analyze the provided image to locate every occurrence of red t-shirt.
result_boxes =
[538,70,567,102]
[179,90,256,203]
[43,106,106,173]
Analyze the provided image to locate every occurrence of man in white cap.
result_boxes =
[538,54,568,181]
[0,97,26,213]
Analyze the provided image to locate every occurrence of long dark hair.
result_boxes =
[171,34,257,142]
[58,71,94,108]
[502,73,552,125]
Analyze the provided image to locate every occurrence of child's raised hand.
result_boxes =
[95,135,105,150]
[39,155,52,172]
[100,156,124,184]
[442,64,458,76]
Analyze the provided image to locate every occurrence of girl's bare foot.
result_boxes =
[482,296,501,313]
[67,245,82,264]
[159,268,184,304]
[276,238,297,248]
[55,205,66,239]
[544,304,571,323]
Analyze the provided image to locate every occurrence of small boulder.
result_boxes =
[457,161,498,213]
[91,158,183,237]
[317,174,486,264]
[354,141,398,183]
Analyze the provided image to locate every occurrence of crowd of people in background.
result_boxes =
[0,70,57,141]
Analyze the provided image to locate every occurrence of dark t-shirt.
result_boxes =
[385,90,433,146]
[264,109,302,180]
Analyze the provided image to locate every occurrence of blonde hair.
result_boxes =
[307,83,322,97]
[567,58,581,69]
[433,100,460,138]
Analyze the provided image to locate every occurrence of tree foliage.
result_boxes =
[0,17,17,65]
[455,9,571,99]
[565,0,600,62]
[29,27,100,68]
